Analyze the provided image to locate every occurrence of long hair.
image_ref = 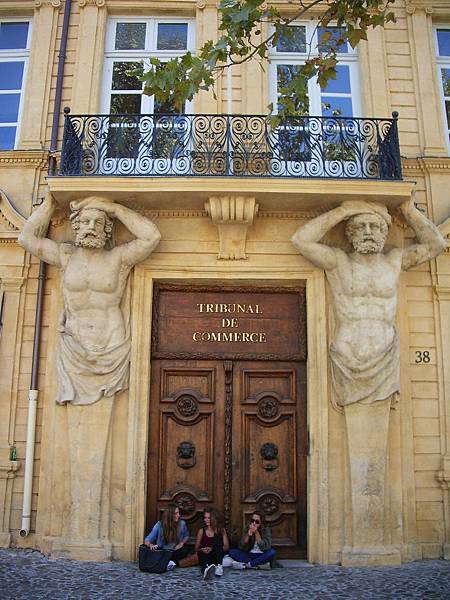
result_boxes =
[161,504,180,543]
[203,507,223,535]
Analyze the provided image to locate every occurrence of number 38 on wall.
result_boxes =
[415,350,431,364]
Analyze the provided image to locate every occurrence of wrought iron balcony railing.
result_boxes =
[59,108,402,180]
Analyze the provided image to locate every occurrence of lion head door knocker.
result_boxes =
[176,441,196,469]
[260,442,279,471]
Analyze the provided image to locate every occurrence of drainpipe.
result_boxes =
[20,0,72,538]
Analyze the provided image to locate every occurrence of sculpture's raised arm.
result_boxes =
[70,197,161,266]
[18,195,61,266]
[291,201,372,270]
[399,198,447,271]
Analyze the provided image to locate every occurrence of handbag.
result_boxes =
[138,544,173,573]
[178,552,199,568]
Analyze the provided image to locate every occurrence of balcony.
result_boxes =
[59,110,402,181]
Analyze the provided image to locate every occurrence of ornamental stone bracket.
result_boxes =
[205,196,259,260]
[0,190,26,243]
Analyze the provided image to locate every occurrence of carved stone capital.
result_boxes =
[0,277,25,292]
[0,461,20,480]
[205,196,258,260]
[34,0,61,8]
[196,0,206,9]
[79,0,106,8]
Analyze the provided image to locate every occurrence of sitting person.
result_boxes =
[144,504,190,570]
[195,508,230,580]
[228,511,276,569]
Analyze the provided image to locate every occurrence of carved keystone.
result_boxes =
[205,196,258,260]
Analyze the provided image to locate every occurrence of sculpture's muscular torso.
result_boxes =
[292,199,446,406]
[19,196,161,404]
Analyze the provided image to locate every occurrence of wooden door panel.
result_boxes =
[232,361,307,557]
[148,360,224,537]
[243,414,296,501]
[159,414,214,500]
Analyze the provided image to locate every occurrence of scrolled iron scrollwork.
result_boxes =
[59,110,402,181]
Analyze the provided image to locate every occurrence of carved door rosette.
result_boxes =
[169,388,207,422]
[257,393,281,421]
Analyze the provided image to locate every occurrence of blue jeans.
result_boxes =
[228,547,276,567]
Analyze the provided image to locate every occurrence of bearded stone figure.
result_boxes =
[19,195,160,559]
[292,198,446,565]
[19,195,161,405]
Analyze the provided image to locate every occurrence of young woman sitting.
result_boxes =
[144,504,190,570]
[195,508,230,580]
[228,511,276,569]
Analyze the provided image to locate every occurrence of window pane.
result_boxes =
[437,29,450,57]
[154,98,185,114]
[157,24,188,50]
[275,26,306,53]
[323,65,351,93]
[0,62,24,90]
[0,22,29,50]
[0,93,20,121]
[318,27,348,54]
[112,62,142,90]
[441,68,450,97]
[110,94,141,114]
[277,64,305,112]
[115,23,146,50]
[321,96,353,117]
[0,126,16,149]
[446,100,450,129]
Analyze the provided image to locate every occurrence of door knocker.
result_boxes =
[176,441,196,469]
[260,442,279,471]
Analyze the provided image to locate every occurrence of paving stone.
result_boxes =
[0,548,449,600]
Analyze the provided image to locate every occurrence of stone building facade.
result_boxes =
[0,0,449,565]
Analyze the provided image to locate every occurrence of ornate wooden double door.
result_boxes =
[147,285,307,557]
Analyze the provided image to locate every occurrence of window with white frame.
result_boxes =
[102,18,195,115]
[268,23,361,166]
[0,19,31,150]
[435,26,450,152]
[101,18,195,162]
[268,22,361,118]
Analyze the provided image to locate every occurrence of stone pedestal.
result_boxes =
[342,398,401,566]
[51,399,114,561]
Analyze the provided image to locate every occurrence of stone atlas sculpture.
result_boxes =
[19,195,160,559]
[292,198,446,565]
[19,195,161,404]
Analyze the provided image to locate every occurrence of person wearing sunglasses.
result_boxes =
[228,512,276,569]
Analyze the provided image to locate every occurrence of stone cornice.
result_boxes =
[402,156,450,174]
[105,0,197,14]
[0,150,49,169]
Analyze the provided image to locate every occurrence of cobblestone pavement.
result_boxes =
[1,549,449,600]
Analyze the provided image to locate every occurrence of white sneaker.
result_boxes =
[166,560,176,571]
[231,560,246,570]
[203,563,215,580]
[215,564,223,576]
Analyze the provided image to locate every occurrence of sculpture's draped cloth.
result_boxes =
[56,323,130,405]
[330,330,400,406]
